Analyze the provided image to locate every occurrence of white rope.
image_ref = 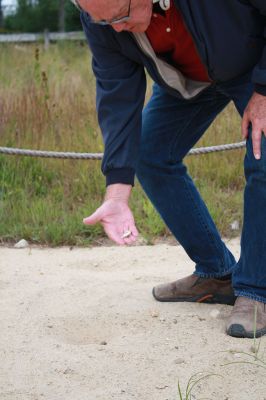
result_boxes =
[0,141,246,160]
[188,141,246,155]
[0,147,103,160]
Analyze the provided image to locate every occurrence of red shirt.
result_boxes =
[146,4,210,82]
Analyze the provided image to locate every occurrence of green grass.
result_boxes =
[177,372,221,400]
[176,346,266,400]
[0,42,245,245]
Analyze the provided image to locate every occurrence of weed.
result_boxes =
[177,372,221,400]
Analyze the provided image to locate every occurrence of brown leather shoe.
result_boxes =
[152,274,236,305]
[226,297,266,338]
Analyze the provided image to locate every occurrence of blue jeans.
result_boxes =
[136,75,266,303]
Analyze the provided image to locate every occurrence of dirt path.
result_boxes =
[0,238,265,400]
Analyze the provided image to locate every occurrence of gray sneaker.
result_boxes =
[226,296,266,338]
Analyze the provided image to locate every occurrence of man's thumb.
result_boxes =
[83,208,103,225]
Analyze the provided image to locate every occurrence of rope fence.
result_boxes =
[0,141,246,160]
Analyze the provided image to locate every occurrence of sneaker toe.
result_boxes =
[152,283,174,301]
[226,323,248,338]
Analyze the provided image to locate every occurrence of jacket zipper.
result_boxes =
[176,1,213,82]
[129,32,182,95]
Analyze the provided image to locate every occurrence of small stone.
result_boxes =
[151,311,159,318]
[14,239,29,249]
[173,319,178,324]
[175,358,185,364]
[47,325,53,329]
[100,341,107,346]
[230,220,239,231]
[93,262,99,267]
[63,368,74,375]
[198,316,206,321]
[156,385,168,390]
[210,309,220,319]
[250,345,257,353]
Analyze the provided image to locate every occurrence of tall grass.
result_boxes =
[0,42,244,245]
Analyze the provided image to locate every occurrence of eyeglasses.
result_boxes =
[73,0,132,26]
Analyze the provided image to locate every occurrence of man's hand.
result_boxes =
[83,184,138,245]
[242,92,266,159]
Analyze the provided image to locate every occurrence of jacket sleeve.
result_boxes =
[81,13,147,186]
[250,1,266,95]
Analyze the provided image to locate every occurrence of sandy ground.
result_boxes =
[0,238,266,400]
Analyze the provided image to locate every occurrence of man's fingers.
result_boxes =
[105,227,125,245]
[121,224,138,238]
[123,236,136,245]
[252,128,262,160]
[83,208,103,225]
[121,225,138,245]
[241,113,250,139]
[131,225,139,237]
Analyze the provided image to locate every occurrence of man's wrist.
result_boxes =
[104,183,132,202]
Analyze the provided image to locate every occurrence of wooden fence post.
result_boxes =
[44,29,50,50]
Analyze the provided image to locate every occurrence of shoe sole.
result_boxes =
[227,324,266,338]
[152,288,236,306]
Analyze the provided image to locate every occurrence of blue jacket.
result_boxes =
[81,0,266,186]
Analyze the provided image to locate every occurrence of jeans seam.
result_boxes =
[182,176,226,270]
[168,103,204,163]
[194,264,236,279]
[262,136,266,171]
